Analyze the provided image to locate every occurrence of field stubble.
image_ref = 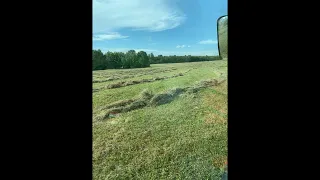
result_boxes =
[93,60,227,180]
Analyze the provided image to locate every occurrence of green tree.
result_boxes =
[158,55,163,63]
[105,51,115,69]
[93,49,221,69]
[123,50,137,68]
[113,52,124,68]
[92,49,107,70]
[149,53,155,64]
[105,52,123,69]
[137,51,150,67]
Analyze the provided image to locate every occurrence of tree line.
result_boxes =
[93,49,221,70]
[149,54,221,64]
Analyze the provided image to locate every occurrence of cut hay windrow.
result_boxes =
[93,78,226,121]
[93,77,121,83]
[104,70,192,90]
[93,68,177,83]
[99,99,135,111]
[93,88,103,93]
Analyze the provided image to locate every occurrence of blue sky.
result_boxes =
[93,0,227,56]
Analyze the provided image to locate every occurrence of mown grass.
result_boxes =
[93,61,226,111]
[93,60,227,179]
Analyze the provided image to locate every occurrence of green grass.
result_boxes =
[93,60,227,179]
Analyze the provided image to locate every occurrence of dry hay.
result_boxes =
[217,78,227,84]
[95,107,125,121]
[93,80,102,83]
[153,77,163,80]
[96,67,184,86]
[149,93,173,106]
[106,107,125,114]
[142,79,153,83]
[167,87,185,96]
[102,70,193,90]
[123,100,148,112]
[184,78,226,94]
[123,80,141,86]
[98,99,147,120]
[196,79,219,87]
[132,80,140,84]
[96,78,226,120]
[95,89,153,121]
[106,81,126,89]
[93,77,119,83]
[93,111,109,121]
[103,99,134,110]
[93,74,141,83]
[149,87,185,106]
[124,81,135,86]
[93,88,99,92]
[186,87,200,94]
[95,88,169,120]
[139,89,154,100]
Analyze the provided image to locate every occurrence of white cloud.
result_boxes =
[176,45,186,48]
[96,48,159,53]
[135,49,159,52]
[155,50,218,56]
[93,0,186,33]
[176,45,191,48]
[93,32,129,41]
[198,39,217,44]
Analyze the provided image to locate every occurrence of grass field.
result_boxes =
[93,60,228,179]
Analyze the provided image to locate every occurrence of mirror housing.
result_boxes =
[217,15,228,59]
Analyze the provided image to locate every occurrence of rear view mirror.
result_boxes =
[217,15,228,59]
